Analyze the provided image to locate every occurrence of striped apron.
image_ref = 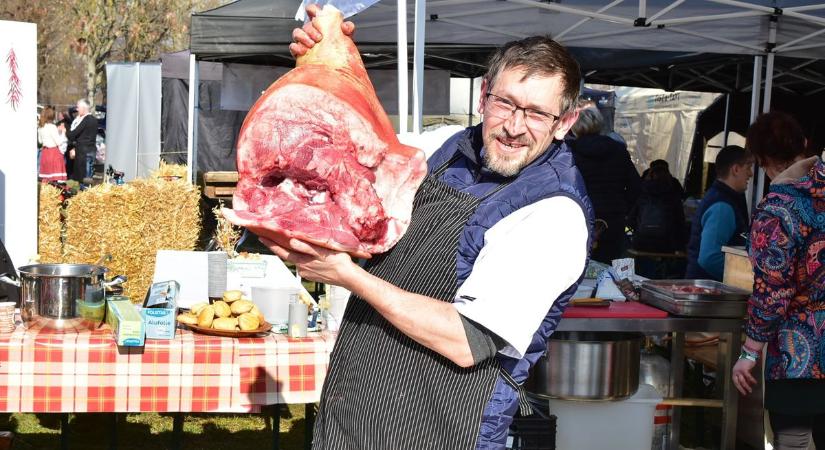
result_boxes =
[312,156,511,450]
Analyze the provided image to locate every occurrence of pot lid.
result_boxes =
[17,264,108,277]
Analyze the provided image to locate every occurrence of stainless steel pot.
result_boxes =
[0,264,126,329]
[526,331,643,401]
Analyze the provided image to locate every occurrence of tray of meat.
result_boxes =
[640,279,750,317]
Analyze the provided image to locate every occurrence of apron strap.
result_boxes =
[431,154,462,178]
[498,367,534,417]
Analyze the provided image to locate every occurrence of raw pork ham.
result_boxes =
[222,6,427,256]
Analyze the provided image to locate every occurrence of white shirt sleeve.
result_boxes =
[453,196,588,359]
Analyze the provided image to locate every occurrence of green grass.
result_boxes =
[0,404,309,449]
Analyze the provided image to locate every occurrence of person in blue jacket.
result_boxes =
[268,5,593,450]
[685,145,753,280]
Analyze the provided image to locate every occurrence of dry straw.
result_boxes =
[213,202,241,257]
[37,183,65,263]
[150,161,188,180]
[63,179,201,301]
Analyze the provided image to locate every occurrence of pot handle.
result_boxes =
[102,275,128,288]
[0,273,20,288]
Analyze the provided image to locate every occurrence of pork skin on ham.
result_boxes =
[222,6,427,256]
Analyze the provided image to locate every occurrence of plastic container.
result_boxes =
[250,286,300,325]
[546,383,661,450]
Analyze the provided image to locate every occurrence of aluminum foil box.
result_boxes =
[106,300,145,347]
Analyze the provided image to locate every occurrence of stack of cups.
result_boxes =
[0,302,16,333]
[207,252,229,299]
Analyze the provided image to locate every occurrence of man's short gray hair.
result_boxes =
[571,106,604,137]
[77,99,91,109]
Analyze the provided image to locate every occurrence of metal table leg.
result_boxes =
[171,412,184,450]
[669,332,685,450]
[720,331,741,450]
[60,413,70,450]
[272,404,281,450]
[304,403,315,450]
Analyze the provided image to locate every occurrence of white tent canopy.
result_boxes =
[188,0,825,185]
[351,0,825,58]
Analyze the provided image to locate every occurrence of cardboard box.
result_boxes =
[106,300,145,347]
[141,281,179,340]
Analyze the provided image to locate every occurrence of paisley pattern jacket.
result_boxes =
[747,157,825,380]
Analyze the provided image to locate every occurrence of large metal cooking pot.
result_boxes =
[526,331,643,401]
[0,264,126,329]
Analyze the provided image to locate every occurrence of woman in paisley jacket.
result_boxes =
[732,111,824,449]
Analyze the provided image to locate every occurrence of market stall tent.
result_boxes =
[187,0,825,205]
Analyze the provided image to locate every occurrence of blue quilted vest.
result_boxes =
[685,180,749,280]
[428,125,594,447]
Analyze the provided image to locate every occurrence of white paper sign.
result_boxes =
[152,250,210,308]
[0,21,37,268]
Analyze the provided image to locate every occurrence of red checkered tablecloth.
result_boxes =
[0,324,335,413]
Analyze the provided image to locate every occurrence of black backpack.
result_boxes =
[632,192,678,252]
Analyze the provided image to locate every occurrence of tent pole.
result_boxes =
[745,55,762,214]
[747,20,777,216]
[468,77,474,126]
[397,0,408,134]
[722,93,730,147]
[135,62,141,179]
[186,53,199,184]
[412,0,426,133]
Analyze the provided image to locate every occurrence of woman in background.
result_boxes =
[570,107,641,263]
[732,111,824,449]
[37,106,67,182]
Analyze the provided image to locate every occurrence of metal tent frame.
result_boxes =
[187,0,825,186]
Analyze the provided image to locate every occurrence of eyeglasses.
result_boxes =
[484,92,561,131]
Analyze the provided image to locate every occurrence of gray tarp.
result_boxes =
[106,62,162,180]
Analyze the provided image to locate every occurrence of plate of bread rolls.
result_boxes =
[176,290,272,337]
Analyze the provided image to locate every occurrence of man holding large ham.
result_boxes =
[267,5,593,449]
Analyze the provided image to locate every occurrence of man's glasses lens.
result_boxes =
[485,93,559,130]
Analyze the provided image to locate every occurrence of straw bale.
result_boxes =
[37,183,65,263]
[150,161,188,180]
[64,179,201,301]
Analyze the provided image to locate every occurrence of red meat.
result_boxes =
[222,6,427,256]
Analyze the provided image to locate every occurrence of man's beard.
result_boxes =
[482,132,534,177]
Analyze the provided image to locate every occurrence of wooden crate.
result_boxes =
[203,171,238,200]
[722,246,754,291]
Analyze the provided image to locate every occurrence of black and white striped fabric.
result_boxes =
[312,158,505,450]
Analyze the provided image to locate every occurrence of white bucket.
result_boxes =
[547,383,662,450]
[250,286,299,325]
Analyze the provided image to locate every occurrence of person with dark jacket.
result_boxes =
[65,99,99,183]
[570,106,641,263]
[629,164,686,253]
[685,145,753,280]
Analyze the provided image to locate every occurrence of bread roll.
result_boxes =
[213,300,232,318]
[213,317,238,331]
[177,313,198,325]
[238,312,260,331]
[249,305,265,323]
[189,302,209,315]
[197,305,215,328]
[230,299,254,315]
[222,290,243,303]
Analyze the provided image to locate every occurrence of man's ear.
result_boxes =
[477,79,488,115]
[553,109,579,141]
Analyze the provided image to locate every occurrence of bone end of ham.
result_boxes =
[224,5,427,256]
